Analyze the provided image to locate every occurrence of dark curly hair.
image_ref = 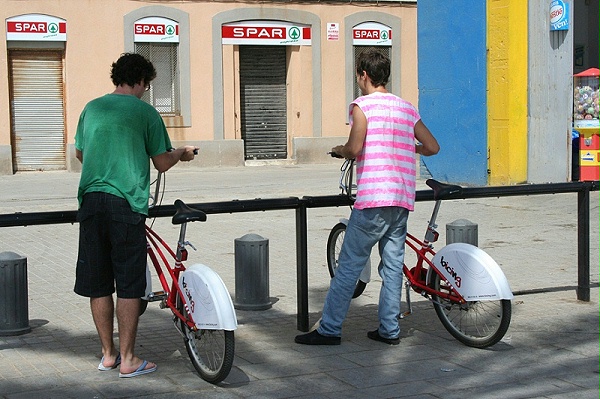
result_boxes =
[356,48,390,88]
[110,53,156,87]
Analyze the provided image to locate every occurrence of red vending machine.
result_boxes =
[573,68,599,181]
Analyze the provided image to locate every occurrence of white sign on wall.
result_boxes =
[134,17,179,43]
[327,23,340,41]
[6,14,67,41]
[352,22,392,46]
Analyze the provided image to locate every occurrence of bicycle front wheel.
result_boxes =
[178,300,235,384]
[326,222,367,298]
[431,273,511,348]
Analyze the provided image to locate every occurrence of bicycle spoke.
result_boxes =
[445,301,501,338]
[199,331,224,370]
[433,274,510,348]
[183,325,235,383]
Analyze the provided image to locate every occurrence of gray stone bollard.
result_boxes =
[0,251,31,336]
[446,219,478,246]
[234,234,271,310]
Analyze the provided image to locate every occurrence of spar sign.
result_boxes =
[222,21,311,46]
[550,0,569,31]
[353,22,392,46]
[6,14,66,41]
[134,17,179,43]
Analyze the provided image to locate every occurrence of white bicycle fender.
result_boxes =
[432,243,514,301]
[179,264,238,331]
[142,263,152,299]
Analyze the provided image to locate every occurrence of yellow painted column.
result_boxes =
[487,0,528,185]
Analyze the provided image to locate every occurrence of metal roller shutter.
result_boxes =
[239,46,287,160]
[9,51,66,171]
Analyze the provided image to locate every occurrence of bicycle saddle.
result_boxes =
[172,199,207,224]
[425,179,463,201]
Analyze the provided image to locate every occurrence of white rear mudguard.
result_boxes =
[432,243,513,301]
[179,264,238,331]
[143,263,152,299]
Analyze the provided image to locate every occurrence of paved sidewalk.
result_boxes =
[0,164,598,399]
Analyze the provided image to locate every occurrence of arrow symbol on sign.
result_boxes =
[581,152,595,162]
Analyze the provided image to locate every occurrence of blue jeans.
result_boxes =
[318,206,409,339]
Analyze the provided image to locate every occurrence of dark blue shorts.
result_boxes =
[74,192,147,298]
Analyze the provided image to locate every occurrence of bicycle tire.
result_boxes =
[431,273,511,348]
[177,297,235,384]
[326,222,367,299]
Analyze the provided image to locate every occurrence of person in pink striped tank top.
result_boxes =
[296,49,439,346]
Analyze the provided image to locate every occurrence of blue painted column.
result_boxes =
[417,1,488,185]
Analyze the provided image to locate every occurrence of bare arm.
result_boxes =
[331,105,367,159]
[414,120,440,156]
[151,145,198,173]
[76,149,83,163]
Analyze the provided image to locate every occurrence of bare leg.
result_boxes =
[90,296,119,367]
[117,297,156,373]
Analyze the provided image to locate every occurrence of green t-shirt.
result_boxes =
[75,93,172,215]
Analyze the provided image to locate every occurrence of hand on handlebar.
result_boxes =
[329,145,346,159]
[180,146,199,162]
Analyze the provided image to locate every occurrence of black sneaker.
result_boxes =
[295,330,341,345]
[367,329,400,345]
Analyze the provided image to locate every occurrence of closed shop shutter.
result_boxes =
[239,46,287,160]
[9,51,66,171]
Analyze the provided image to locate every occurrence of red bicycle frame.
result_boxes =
[145,225,198,330]
[402,232,466,304]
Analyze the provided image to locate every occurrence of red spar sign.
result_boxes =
[221,23,311,45]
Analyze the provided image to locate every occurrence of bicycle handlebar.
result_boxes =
[149,148,198,209]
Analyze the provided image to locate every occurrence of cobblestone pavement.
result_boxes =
[0,164,598,398]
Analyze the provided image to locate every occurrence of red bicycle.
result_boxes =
[141,172,237,383]
[327,159,513,348]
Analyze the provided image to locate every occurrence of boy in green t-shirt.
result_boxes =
[74,53,198,378]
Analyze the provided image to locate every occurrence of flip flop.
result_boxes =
[119,360,157,378]
[97,353,121,371]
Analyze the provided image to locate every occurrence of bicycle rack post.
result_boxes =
[295,202,309,332]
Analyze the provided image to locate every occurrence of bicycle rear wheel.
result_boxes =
[431,273,511,348]
[326,222,367,298]
[178,299,235,384]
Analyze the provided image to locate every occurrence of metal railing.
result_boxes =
[0,180,597,332]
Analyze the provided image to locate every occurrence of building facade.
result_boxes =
[0,0,418,174]
[418,0,598,185]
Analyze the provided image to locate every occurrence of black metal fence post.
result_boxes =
[295,202,309,332]
[577,185,591,301]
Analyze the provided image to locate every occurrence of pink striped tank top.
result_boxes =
[350,92,420,211]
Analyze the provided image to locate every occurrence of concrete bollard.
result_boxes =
[0,251,31,336]
[234,234,271,310]
[446,219,478,246]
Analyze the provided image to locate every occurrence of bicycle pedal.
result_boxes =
[146,291,168,302]
[399,311,412,319]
